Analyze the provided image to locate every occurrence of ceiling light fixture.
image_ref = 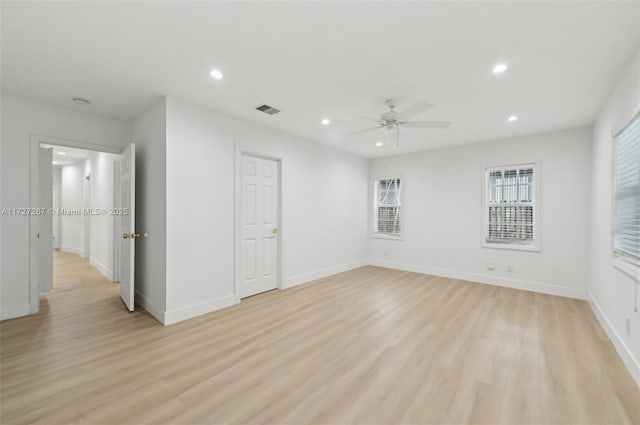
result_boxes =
[57,152,67,156]
[72,97,91,106]
[321,118,331,125]
[375,141,383,147]
[507,115,519,122]
[209,69,223,80]
[52,161,59,165]
[492,63,508,74]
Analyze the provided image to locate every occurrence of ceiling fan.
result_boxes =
[348,99,451,146]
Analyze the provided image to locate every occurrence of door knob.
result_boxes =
[123,233,141,239]
[272,228,278,234]
[123,233,129,239]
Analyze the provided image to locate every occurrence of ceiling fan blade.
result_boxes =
[348,125,385,136]
[346,112,384,124]
[397,101,433,120]
[401,120,451,129]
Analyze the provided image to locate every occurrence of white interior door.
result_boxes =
[38,147,54,293]
[52,169,60,249]
[118,143,136,311]
[241,155,279,298]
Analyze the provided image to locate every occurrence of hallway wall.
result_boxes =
[87,151,120,280]
[59,161,86,256]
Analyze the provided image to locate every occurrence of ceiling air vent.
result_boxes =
[255,104,281,115]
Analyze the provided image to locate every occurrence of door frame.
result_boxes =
[234,145,283,303]
[29,135,121,314]
[83,172,91,258]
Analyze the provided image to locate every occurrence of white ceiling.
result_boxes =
[2,2,639,158]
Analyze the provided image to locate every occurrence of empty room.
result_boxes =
[1,1,639,424]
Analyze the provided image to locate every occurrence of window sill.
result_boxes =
[372,234,403,241]
[482,242,539,252]
[612,258,640,281]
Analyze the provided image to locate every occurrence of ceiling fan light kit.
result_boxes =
[348,98,451,146]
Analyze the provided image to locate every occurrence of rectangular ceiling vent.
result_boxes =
[255,104,281,115]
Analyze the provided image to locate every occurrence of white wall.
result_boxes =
[87,151,120,279]
[163,96,369,324]
[588,48,640,387]
[0,94,131,320]
[369,126,592,299]
[59,161,86,255]
[131,98,167,318]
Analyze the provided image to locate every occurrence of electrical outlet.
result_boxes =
[626,315,631,334]
[383,249,388,257]
[507,265,514,272]
[487,263,495,271]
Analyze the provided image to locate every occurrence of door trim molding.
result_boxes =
[29,135,122,314]
[234,145,283,303]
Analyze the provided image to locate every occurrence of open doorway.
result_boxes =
[45,144,120,291]
[30,136,137,314]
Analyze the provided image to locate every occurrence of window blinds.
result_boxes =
[486,166,535,244]
[376,178,401,236]
[614,113,640,267]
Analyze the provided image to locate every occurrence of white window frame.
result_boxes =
[372,174,404,240]
[612,111,640,280]
[482,162,540,252]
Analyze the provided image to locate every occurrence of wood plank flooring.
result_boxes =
[1,251,639,424]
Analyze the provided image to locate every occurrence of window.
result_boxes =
[483,163,537,249]
[613,113,640,271]
[373,176,402,239]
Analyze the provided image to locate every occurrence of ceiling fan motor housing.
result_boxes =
[381,112,399,121]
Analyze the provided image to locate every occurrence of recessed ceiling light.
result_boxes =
[52,161,59,165]
[507,115,519,122]
[321,118,331,125]
[375,141,383,147]
[209,69,223,80]
[57,152,67,156]
[72,97,91,106]
[492,63,508,74]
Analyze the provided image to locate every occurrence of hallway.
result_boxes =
[39,250,128,319]
[53,250,112,290]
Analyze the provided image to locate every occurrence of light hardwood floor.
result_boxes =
[1,251,639,425]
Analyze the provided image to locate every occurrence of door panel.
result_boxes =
[244,239,256,281]
[263,185,273,223]
[119,143,136,311]
[244,184,256,225]
[38,148,53,293]
[241,155,279,298]
[262,237,272,277]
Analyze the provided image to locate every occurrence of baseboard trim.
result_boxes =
[164,294,237,326]
[283,260,369,289]
[588,291,640,389]
[0,302,31,321]
[369,259,587,300]
[89,256,113,281]
[134,290,165,325]
[60,245,84,256]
